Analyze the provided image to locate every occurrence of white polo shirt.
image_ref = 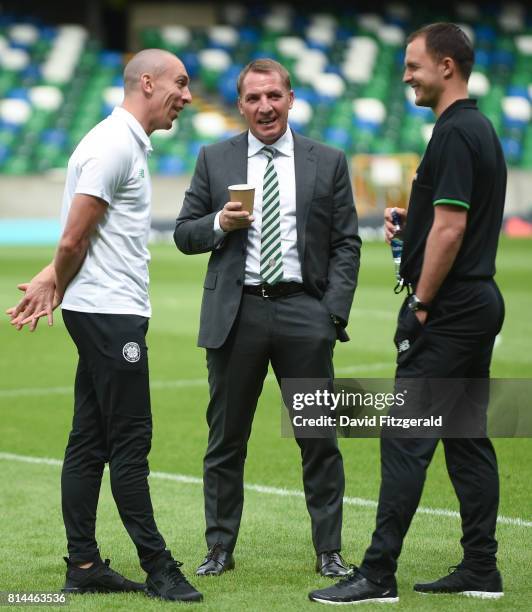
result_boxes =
[60,107,153,317]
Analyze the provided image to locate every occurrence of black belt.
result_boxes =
[243,282,304,299]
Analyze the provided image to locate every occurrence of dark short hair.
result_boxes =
[407,22,475,81]
[236,59,292,96]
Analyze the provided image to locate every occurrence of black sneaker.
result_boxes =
[61,557,146,594]
[309,569,399,605]
[146,557,203,602]
[414,565,504,599]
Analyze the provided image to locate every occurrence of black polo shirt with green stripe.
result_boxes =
[400,98,506,286]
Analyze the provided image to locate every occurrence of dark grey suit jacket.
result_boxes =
[174,130,361,349]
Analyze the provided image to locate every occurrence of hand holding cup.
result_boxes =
[220,185,255,232]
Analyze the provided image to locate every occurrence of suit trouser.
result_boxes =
[203,291,345,554]
[360,279,505,586]
[61,310,167,572]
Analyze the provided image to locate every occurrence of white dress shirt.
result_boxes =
[215,127,303,285]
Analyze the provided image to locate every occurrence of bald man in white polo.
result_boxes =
[7,49,201,603]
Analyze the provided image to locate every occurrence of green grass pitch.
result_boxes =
[0,238,531,611]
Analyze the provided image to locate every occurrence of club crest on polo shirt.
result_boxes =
[123,341,141,363]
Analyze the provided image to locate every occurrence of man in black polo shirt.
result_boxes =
[309,23,506,605]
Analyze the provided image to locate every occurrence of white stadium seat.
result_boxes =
[353,98,387,124]
[0,98,32,125]
[161,25,191,47]
[29,86,64,112]
[193,112,227,138]
[289,98,313,125]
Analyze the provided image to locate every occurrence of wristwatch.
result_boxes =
[407,294,430,312]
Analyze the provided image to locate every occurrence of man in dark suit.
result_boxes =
[174,59,361,578]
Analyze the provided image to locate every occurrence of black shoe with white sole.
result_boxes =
[309,569,399,605]
[414,565,503,599]
[61,557,145,594]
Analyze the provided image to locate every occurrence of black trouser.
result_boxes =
[360,279,505,585]
[61,310,167,572]
[203,291,344,554]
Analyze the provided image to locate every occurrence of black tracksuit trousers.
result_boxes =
[61,310,167,572]
[360,279,505,585]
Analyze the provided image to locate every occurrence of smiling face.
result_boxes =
[403,35,446,110]
[150,57,192,131]
[237,70,294,144]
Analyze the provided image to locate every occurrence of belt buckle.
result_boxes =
[261,285,270,298]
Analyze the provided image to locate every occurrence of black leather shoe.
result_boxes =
[195,543,235,576]
[309,569,399,604]
[316,551,353,578]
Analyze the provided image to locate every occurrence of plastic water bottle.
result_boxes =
[390,209,403,281]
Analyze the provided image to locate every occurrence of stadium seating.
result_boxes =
[0,3,531,175]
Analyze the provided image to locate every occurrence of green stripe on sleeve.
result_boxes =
[433,198,470,210]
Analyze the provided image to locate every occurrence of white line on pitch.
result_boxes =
[0,451,530,529]
[0,363,392,398]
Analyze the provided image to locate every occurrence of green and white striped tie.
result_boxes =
[260,146,283,284]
